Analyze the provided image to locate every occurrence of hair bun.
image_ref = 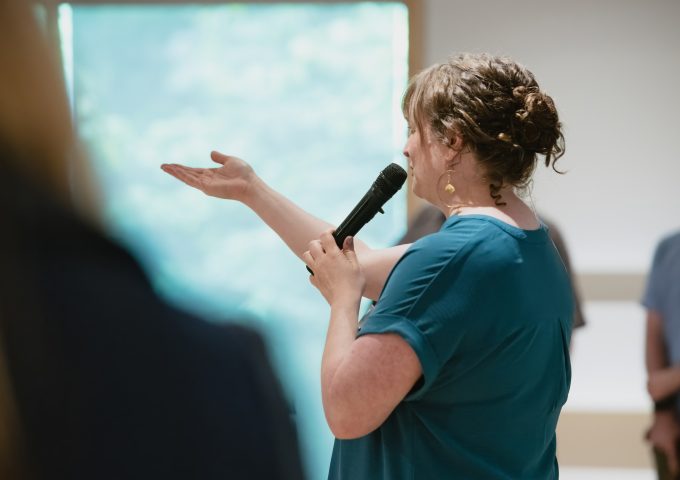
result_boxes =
[511,86,560,155]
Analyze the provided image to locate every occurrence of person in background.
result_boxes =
[0,2,305,479]
[164,52,573,479]
[644,230,680,480]
[395,204,586,332]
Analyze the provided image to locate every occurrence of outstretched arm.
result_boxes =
[161,151,408,300]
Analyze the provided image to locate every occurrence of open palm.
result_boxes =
[161,151,254,200]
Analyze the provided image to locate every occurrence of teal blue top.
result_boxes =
[328,215,573,480]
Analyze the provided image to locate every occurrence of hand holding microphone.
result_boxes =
[304,232,366,305]
[306,163,407,275]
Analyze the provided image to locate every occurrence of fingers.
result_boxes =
[161,163,205,175]
[302,250,319,286]
[161,164,200,188]
[305,232,356,280]
[319,229,340,254]
[161,164,204,189]
[211,151,228,165]
[302,240,325,279]
[308,271,318,289]
[342,236,355,252]
[302,249,314,267]
[342,236,359,264]
[307,239,325,261]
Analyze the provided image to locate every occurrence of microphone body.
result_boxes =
[307,163,407,274]
[332,163,407,248]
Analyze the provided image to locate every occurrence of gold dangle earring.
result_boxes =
[437,169,457,208]
[444,172,456,194]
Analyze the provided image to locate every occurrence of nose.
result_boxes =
[402,143,410,158]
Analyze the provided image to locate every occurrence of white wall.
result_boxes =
[423,0,680,273]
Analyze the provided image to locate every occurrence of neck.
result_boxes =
[442,188,540,230]
[440,183,514,217]
[432,151,536,227]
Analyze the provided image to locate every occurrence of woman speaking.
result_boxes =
[163,53,573,480]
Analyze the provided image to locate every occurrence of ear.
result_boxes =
[449,134,465,152]
[443,135,464,165]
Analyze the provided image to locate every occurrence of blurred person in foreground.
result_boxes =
[164,52,573,479]
[644,230,680,480]
[0,1,304,479]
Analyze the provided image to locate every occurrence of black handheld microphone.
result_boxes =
[307,163,407,274]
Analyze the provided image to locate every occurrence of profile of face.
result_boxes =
[402,123,453,204]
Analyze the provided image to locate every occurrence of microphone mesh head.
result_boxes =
[375,163,408,196]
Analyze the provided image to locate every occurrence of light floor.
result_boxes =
[561,468,654,480]
[559,303,656,479]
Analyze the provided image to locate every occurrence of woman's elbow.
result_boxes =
[323,394,382,439]
[327,419,362,440]
[326,413,377,440]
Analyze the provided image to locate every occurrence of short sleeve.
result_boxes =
[357,231,480,400]
[642,240,667,312]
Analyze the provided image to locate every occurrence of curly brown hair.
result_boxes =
[402,53,565,205]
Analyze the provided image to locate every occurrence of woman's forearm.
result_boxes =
[321,300,366,439]
[243,176,344,259]
[242,175,407,300]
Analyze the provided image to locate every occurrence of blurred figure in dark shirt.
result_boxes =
[0,1,304,479]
